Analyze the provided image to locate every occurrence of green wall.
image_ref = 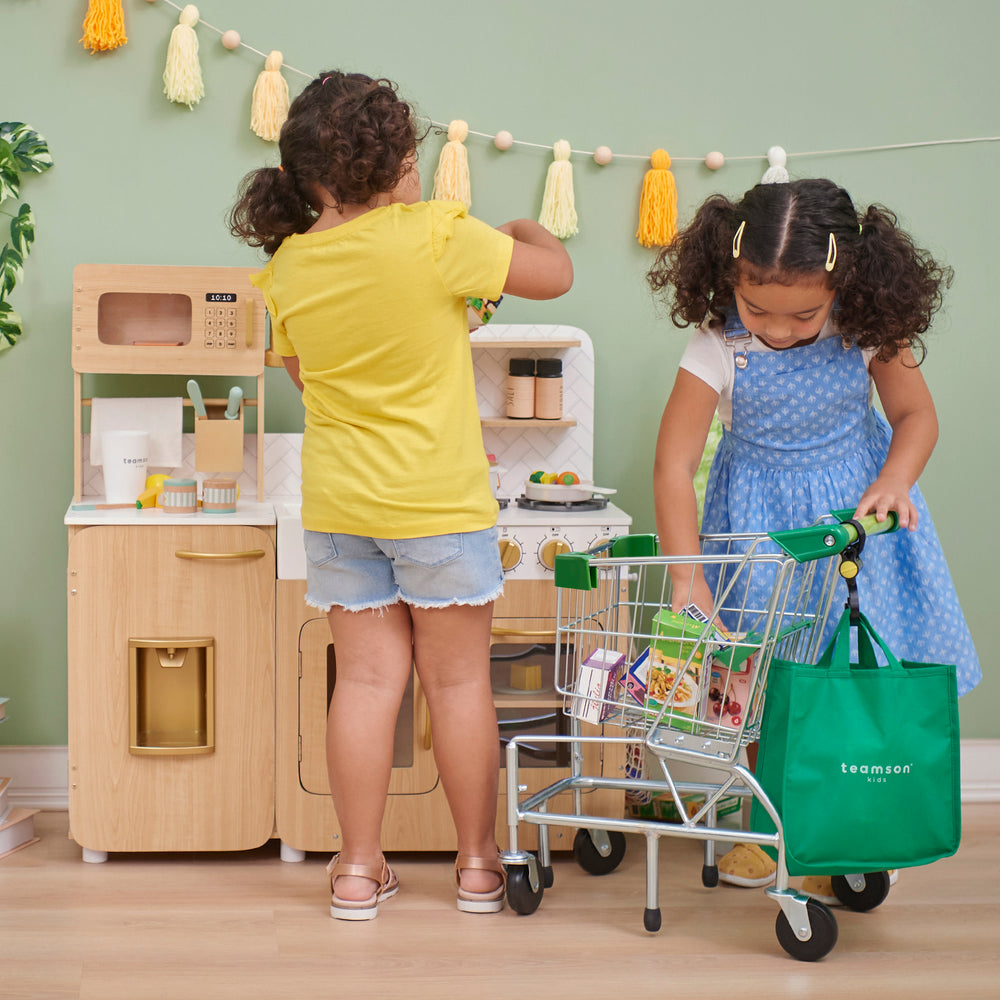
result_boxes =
[1,0,996,744]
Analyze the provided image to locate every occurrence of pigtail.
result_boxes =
[647,195,740,329]
[229,165,315,257]
[835,204,953,363]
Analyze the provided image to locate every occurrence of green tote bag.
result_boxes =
[750,609,961,876]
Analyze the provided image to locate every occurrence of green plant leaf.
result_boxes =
[0,299,23,352]
[0,244,24,298]
[0,122,53,175]
[10,204,34,257]
[0,154,19,205]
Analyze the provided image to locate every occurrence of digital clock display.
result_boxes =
[206,292,237,303]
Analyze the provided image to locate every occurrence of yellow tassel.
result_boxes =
[80,0,127,53]
[250,51,290,142]
[162,5,204,109]
[538,140,578,240]
[432,120,471,209]
[636,149,677,248]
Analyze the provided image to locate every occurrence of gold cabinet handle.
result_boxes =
[490,626,557,638]
[175,549,266,560]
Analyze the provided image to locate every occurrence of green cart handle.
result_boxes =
[769,509,899,563]
[553,533,658,590]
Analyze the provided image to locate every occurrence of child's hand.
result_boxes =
[669,571,715,617]
[854,476,919,531]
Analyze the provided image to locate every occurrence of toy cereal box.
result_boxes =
[643,608,717,729]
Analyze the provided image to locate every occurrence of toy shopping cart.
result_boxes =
[500,511,898,961]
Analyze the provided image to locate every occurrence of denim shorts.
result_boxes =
[303,526,504,613]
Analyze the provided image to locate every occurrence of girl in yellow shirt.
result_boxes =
[230,70,572,919]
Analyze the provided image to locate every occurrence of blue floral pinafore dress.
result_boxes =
[700,314,981,697]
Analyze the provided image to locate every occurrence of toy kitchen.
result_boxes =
[65,264,631,863]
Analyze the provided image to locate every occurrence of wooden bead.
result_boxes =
[221,30,241,50]
[493,130,514,151]
[705,150,725,170]
[593,145,613,166]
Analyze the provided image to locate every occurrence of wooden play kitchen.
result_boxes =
[66,271,628,861]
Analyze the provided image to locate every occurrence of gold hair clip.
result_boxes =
[732,220,746,260]
[825,233,837,272]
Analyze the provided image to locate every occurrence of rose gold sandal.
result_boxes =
[327,855,399,921]
[455,852,506,913]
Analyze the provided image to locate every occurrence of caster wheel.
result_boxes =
[702,864,719,888]
[505,865,543,915]
[541,865,554,889]
[643,907,662,932]
[832,871,891,912]
[573,828,626,876]
[775,899,839,962]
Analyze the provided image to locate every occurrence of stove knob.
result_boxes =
[539,538,571,570]
[498,538,522,572]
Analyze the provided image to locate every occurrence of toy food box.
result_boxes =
[570,647,626,724]
[642,609,717,729]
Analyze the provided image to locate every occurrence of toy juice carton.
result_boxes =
[571,647,626,725]
[704,662,754,730]
[643,608,715,729]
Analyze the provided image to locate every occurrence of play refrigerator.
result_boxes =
[499,513,899,962]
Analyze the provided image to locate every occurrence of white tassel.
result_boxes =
[538,140,578,239]
[761,145,789,184]
[431,120,471,209]
[163,5,204,109]
[250,51,290,142]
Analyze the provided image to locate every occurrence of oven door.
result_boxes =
[298,617,438,795]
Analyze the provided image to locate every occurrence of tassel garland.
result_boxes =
[761,146,789,184]
[80,0,128,53]
[432,120,472,208]
[636,148,677,247]
[250,51,290,142]
[163,5,205,109]
[538,140,578,240]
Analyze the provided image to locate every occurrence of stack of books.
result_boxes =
[1,697,40,860]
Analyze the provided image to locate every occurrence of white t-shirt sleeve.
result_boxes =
[678,328,731,395]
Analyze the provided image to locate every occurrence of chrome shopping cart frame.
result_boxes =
[499,512,898,961]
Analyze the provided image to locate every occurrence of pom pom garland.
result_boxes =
[761,145,789,183]
[538,140,579,240]
[250,50,290,142]
[593,145,613,166]
[705,150,725,170]
[162,5,204,109]
[493,130,514,151]
[636,148,677,248]
[81,0,128,53]
[221,29,241,50]
[432,120,472,209]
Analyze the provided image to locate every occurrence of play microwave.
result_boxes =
[71,264,269,376]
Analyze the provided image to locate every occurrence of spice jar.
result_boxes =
[533,358,563,419]
[160,478,197,514]
[202,477,238,514]
[506,358,536,419]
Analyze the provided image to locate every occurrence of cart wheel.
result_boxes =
[831,871,891,912]
[505,866,544,915]
[702,864,719,888]
[643,907,662,932]
[573,829,627,876]
[775,899,839,962]
[541,865,555,889]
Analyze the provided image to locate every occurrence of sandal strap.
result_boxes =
[455,851,506,889]
[327,855,390,888]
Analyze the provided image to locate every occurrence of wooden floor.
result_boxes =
[2,806,998,1000]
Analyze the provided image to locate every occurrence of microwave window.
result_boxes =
[97,292,192,346]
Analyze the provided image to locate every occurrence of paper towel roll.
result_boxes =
[90,397,183,468]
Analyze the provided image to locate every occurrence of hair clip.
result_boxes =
[825,232,837,272]
[732,220,746,260]
[859,223,863,235]
[277,164,285,173]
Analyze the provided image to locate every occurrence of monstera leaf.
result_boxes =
[0,123,51,353]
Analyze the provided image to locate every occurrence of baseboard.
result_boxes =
[2,741,998,811]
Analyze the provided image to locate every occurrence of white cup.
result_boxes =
[102,430,150,503]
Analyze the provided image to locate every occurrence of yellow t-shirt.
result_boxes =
[251,200,513,537]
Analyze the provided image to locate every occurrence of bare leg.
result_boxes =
[410,602,501,893]
[325,602,414,900]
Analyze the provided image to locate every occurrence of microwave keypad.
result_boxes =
[203,306,239,349]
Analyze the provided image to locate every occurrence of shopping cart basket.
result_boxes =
[499,511,898,961]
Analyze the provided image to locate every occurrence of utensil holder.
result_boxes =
[194,403,243,474]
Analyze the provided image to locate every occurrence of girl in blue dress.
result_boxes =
[647,178,980,901]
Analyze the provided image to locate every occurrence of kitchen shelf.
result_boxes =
[481,417,577,428]
[492,694,565,709]
[472,338,581,349]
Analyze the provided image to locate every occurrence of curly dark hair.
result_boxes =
[229,71,426,256]
[647,178,953,361]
